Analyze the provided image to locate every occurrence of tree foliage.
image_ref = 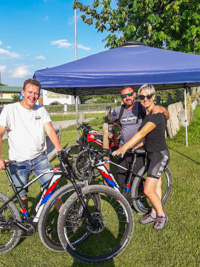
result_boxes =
[74,0,200,53]
[11,93,20,103]
[80,94,120,104]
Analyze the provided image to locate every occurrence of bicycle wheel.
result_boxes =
[0,192,22,254]
[75,149,100,178]
[131,167,172,214]
[65,143,80,167]
[38,182,86,252]
[57,185,134,264]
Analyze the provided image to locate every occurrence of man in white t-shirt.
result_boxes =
[0,78,62,211]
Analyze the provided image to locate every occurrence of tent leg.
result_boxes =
[184,88,188,147]
[75,95,79,140]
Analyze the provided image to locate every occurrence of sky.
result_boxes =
[0,0,108,86]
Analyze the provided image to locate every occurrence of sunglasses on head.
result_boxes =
[139,94,154,100]
[121,92,134,98]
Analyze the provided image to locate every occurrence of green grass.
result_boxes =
[50,113,106,122]
[1,110,200,266]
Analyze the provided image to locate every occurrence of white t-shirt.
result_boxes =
[0,102,51,161]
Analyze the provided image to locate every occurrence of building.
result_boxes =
[0,86,79,107]
[42,90,79,105]
[0,86,22,106]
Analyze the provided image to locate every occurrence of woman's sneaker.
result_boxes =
[139,213,156,225]
[153,212,168,231]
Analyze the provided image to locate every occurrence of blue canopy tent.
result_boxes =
[33,41,200,145]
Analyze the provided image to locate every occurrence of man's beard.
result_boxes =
[124,100,134,107]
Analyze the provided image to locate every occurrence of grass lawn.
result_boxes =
[0,109,200,266]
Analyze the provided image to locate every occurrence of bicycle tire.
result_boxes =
[0,192,22,254]
[57,185,134,264]
[38,182,86,252]
[131,167,172,214]
[75,149,100,178]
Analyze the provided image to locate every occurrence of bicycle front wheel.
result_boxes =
[131,167,172,214]
[0,192,22,254]
[57,185,134,264]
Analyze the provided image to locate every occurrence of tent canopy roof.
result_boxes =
[33,42,200,96]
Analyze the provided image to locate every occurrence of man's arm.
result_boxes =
[110,116,121,130]
[152,106,169,120]
[0,126,7,170]
[44,122,62,152]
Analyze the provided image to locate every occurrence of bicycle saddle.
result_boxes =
[134,147,146,155]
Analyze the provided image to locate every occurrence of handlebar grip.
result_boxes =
[4,160,17,167]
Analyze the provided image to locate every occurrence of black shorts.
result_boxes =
[146,149,170,179]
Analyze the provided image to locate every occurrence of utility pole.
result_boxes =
[74,8,79,139]
[0,72,2,107]
[75,8,77,60]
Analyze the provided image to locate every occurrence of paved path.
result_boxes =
[2,118,94,139]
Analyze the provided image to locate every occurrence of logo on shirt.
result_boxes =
[121,116,137,122]
[35,116,41,120]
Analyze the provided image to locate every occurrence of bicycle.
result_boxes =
[40,150,134,264]
[0,156,87,253]
[0,151,134,264]
[67,121,120,177]
[78,147,172,215]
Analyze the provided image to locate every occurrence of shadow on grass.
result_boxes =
[168,145,200,166]
[71,258,115,267]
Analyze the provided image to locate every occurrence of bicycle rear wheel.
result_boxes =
[38,182,86,252]
[75,149,100,178]
[57,185,134,264]
[0,192,22,254]
[131,167,172,214]
[65,143,80,168]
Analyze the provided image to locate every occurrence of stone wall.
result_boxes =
[166,97,200,138]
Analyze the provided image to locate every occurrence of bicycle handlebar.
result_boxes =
[88,147,112,161]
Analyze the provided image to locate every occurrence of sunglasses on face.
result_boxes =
[121,92,134,98]
[139,94,154,100]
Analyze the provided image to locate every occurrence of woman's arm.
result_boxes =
[112,122,156,157]
[131,137,145,151]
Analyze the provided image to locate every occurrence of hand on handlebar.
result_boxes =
[112,147,126,158]
[0,159,6,170]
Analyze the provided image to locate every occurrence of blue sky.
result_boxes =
[0,0,108,86]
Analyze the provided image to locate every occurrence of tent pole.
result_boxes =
[75,95,79,140]
[184,88,188,147]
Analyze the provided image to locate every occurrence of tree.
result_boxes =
[11,94,20,103]
[74,0,200,53]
